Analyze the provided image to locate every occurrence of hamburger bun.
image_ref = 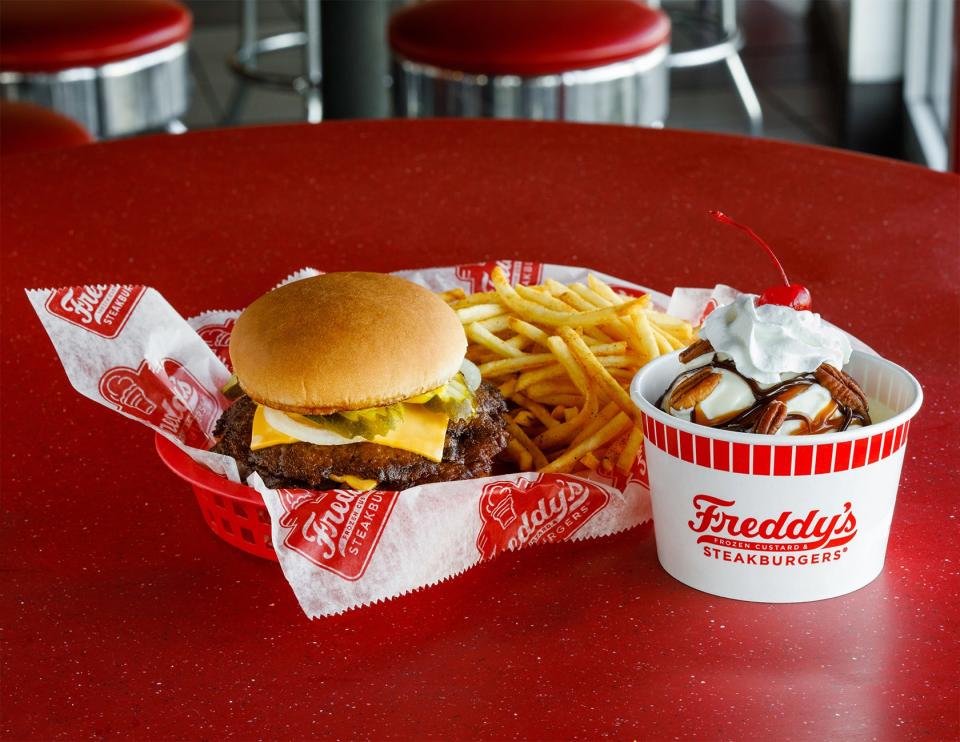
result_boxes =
[230,272,467,414]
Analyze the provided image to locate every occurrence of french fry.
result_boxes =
[503,334,531,351]
[616,425,645,473]
[580,452,601,471]
[531,393,583,407]
[466,322,525,358]
[478,353,555,377]
[510,393,559,429]
[507,317,551,348]
[588,341,628,356]
[511,410,536,427]
[505,438,533,471]
[546,335,590,394]
[561,327,644,426]
[569,282,611,309]
[526,380,580,399]
[490,267,644,328]
[515,364,567,392]
[515,283,572,311]
[629,308,660,361]
[570,401,619,446]
[647,309,693,333]
[438,287,466,303]
[587,274,625,304]
[543,278,570,297]
[457,303,505,324]
[477,315,513,333]
[554,286,597,312]
[652,326,674,354]
[457,269,689,473]
[541,411,633,473]
[506,419,549,470]
[498,378,518,398]
[451,291,500,309]
[651,322,685,351]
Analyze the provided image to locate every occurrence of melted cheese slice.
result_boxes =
[328,474,379,491]
[250,403,448,462]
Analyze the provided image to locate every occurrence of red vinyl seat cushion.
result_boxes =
[0,0,192,73]
[389,0,670,76]
[0,101,93,156]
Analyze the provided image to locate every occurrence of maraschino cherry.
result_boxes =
[709,210,812,311]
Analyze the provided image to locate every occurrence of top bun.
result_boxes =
[230,272,467,414]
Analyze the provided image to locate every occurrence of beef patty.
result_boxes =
[212,382,508,490]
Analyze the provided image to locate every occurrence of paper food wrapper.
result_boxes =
[28,262,715,618]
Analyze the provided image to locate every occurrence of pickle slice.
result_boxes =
[221,374,244,400]
[424,393,474,421]
[421,374,475,420]
[305,402,404,439]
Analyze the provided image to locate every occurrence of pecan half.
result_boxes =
[754,400,788,435]
[815,363,869,414]
[670,368,721,410]
[679,338,714,364]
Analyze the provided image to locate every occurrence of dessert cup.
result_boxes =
[630,349,922,603]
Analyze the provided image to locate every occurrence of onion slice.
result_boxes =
[460,358,481,392]
[262,406,362,446]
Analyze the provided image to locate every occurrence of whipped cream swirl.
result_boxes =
[699,294,851,385]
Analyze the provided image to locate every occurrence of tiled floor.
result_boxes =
[184,0,842,149]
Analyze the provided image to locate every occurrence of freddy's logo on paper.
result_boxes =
[196,318,236,370]
[277,488,399,580]
[688,494,858,566]
[45,285,146,339]
[476,474,609,559]
[98,359,222,447]
[455,260,543,294]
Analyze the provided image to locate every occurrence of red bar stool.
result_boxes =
[0,100,92,156]
[0,0,192,139]
[389,0,671,125]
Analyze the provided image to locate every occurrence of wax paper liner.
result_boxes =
[27,261,703,618]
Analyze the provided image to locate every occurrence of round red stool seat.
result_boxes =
[389,0,671,76]
[0,0,192,73]
[0,100,92,156]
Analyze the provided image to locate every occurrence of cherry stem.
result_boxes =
[709,210,790,288]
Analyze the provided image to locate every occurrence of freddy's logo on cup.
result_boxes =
[476,474,609,559]
[45,285,145,339]
[277,488,399,580]
[455,260,543,294]
[98,359,221,448]
[688,494,858,567]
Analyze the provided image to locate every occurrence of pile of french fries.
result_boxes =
[439,267,695,475]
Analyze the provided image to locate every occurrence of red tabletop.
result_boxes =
[2,121,958,740]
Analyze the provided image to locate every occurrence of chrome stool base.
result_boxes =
[225,0,322,124]
[0,43,190,139]
[392,45,670,125]
[662,1,763,136]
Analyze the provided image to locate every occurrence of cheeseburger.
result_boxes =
[212,272,508,491]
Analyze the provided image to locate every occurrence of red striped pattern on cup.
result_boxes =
[640,412,911,476]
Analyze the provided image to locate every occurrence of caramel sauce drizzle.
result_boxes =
[658,358,872,435]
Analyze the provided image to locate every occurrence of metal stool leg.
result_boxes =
[301,0,322,123]
[721,0,762,136]
[224,0,322,124]
[725,52,763,135]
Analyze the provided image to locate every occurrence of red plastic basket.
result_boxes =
[155,433,277,561]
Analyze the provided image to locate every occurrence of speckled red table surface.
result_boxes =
[2,121,958,740]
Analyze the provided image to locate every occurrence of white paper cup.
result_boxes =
[630,350,922,603]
